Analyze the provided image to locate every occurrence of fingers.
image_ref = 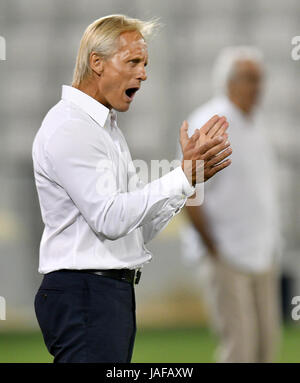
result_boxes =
[179,120,189,149]
[205,159,231,180]
[200,115,220,135]
[202,138,231,160]
[217,122,229,138]
[197,135,224,155]
[182,127,201,154]
[206,116,225,138]
[207,117,229,139]
[206,146,232,168]
[191,129,200,142]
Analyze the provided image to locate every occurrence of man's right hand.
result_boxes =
[180,115,232,186]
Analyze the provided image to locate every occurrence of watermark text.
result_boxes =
[0,296,6,320]
[0,36,6,60]
[291,296,300,320]
[291,36,300,60]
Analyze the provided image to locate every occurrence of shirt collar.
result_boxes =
[61,85,110,128]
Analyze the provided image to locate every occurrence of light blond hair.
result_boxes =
[72,14,159,86]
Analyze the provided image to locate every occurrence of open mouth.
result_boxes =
[125,87,139,101]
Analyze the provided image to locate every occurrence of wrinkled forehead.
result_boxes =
[114,31,148,59]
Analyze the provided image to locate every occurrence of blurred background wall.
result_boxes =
[0,0,300,330]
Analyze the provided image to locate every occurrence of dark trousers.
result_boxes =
[34,270,136,363]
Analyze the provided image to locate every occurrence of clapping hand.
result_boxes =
[180,115,232,185]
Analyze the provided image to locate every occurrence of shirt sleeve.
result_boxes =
[130,174,188,245]
[142,195,186,244]
[45,119,195,241]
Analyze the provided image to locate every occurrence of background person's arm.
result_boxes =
[185,204,220,258]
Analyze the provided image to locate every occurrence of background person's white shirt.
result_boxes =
[32,85,194,274]
[180,96,281,273]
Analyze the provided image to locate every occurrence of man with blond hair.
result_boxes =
[32,15,231,363]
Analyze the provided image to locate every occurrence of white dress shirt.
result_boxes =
[180,96,281,273]
[32,85,194,274]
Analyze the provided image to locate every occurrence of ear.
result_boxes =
[89,52,104,76]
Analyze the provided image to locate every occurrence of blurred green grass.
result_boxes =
[0,325,299,363]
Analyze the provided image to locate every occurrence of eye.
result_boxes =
[129,59,139,64]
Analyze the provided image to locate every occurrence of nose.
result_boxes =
[137,65,147,82]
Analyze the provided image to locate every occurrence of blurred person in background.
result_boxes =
[180,46,282,363]
[32,15,232,363]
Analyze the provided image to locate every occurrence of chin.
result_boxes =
[114,104,130,112]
